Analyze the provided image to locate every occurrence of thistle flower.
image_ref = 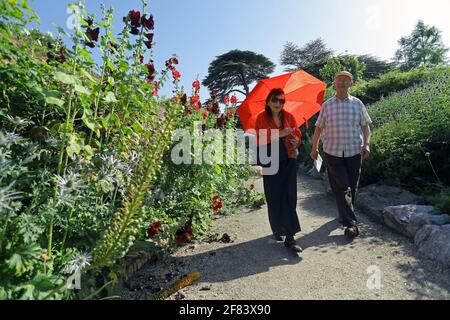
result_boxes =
[0,132,21,146]
[55,171,82,206]
[5,115,34,129]
[0,180,22,212]
[63,252,92,274]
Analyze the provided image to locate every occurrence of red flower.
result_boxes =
[141,14,154,30]
[165,56,179,69]
[172,68,181,80]
[147,221,162,237]
[186,108,192,115]
[223,95,230,105]
[202,111,208,120]
[152,81,159,96]
[139,55,144,63]
[192,80,200,94]
[146,63,156,82]
[230,95,237,104]
[211,195,222,212]
[207,103,212,111]
[190,95,199,105]
[249,184,255,191]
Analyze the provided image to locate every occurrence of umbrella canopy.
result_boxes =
[237,70,326,132]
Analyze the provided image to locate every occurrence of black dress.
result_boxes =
[262,138,301,237]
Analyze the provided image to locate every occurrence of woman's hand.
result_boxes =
[279,128,294,138]
[290,135,300,146]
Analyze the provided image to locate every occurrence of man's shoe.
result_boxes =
[273,234,284,242]
[284,239,303,253]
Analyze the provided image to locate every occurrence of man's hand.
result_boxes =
[361,145,370,159]
[310,148,319,160]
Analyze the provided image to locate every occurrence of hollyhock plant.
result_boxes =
[230,95,237,104]
[223,95,230,105]
[144,33,154,49]
[175,218,194,244]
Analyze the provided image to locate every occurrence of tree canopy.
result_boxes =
[395,20,448,70]
[202,49,275,99]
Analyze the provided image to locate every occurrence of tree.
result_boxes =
[280,38,333,77]
[357,54,395,80]
[395,20,448,70]
[319,55,366,85]
[202,49,275,99]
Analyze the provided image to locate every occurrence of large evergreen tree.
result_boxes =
[202,49,275,99]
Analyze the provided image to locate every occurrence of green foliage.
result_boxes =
[361,73,450,194]
[425,185,450,214]
[320,55,366,85]
[350,66,449,105]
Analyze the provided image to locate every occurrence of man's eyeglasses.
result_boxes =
[271,97,286,105]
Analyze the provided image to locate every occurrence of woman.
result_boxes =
[255,88,302,253]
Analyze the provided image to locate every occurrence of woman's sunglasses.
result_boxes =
[271,97,286,105]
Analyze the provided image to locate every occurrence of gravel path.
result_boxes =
[121,173,450,300]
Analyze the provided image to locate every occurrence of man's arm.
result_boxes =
[310,126,323,160]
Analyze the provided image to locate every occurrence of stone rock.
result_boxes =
[383,205,450,238]
[414,225,450,267]
[355,184,423,223]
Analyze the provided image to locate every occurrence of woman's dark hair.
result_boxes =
[265,88,285,118]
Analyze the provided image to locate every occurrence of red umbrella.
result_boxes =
[237,70,326,132]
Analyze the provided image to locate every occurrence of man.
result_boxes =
[310,71,372,237]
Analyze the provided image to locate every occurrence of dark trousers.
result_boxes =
[324,152,362,227]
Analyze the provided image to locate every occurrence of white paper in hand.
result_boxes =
[314,154,323,172]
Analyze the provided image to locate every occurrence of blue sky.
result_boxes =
[30,0,450,100]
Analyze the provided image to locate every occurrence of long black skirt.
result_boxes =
[262,140,301,237]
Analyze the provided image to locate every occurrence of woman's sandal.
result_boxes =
[344,226,359,237]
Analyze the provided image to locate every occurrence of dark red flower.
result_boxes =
[85,41,96,48]
[202,111,208,120]
[176,234,188,244]
[130,27,140,35]
[84,17,94,27]
[207,103,212,111]
[249,184,255,191]
[223,95,230,105]
[144,40,153,49]
[212,102,220,115]
[128,10,141,27]
[230,95,237,104]
[147,221,162,237]
[139,55,144,63]
[181,93,187,105]
[202,123,206,132]
[141,14,154,30]
[86,27,99,42]
[210,90,218,101]
[186,108,192,115]
[220,233,231,243]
